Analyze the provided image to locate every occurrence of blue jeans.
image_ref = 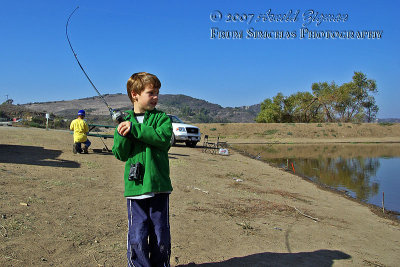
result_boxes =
[75,139,91,152]
[127,194,171,267]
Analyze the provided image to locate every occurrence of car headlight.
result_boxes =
[176,127,186,132]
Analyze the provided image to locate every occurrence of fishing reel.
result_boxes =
[111,109,125,124]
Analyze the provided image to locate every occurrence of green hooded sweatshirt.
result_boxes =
[112,109,173,197]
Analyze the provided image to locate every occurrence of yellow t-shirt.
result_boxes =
[70,118,89,143]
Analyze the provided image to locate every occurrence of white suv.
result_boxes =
[0,118,12,126]
[168,115,201,147]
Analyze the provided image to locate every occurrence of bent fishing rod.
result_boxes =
[66,6,124,123]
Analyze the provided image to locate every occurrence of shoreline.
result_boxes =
[229,143,400,222]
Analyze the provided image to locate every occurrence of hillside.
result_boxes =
[21,94,260,123]
[0,103,45,118]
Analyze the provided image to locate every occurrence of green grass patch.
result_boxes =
[379,122,394,126]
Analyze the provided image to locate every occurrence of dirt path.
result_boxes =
[0,127,399,266]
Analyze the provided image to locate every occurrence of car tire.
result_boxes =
[170,134,176,146]
[185,141,197,148]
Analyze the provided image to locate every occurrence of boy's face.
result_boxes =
[131,85,159,113]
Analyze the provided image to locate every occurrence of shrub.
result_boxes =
[25,121,45,128]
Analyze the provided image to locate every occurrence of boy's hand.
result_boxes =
[117,121,131,136]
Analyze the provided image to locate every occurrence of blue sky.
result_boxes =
[1,0,399,118]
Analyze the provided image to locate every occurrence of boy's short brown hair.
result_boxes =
[127,72,161,103]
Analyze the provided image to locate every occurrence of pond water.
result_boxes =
[231,143,400,215]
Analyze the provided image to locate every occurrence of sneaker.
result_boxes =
[83,145,88,154]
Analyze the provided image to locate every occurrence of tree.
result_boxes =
[332,72,378,122]
[256,72,379,123]
[311,82,337,122]
[2,99,13,105]
[363,96,379,122]
[284,92,315,122]
[256,93,284,123]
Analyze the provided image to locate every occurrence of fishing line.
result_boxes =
[66,6,124,123]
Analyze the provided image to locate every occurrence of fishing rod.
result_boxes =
[66,6,124,123]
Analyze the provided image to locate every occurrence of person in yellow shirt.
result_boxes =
[70,110,91,154]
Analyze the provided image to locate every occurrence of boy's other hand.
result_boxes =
[117,121,131,136]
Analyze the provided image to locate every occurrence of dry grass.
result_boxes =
[198,122,400,141]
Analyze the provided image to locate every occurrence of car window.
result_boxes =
[169,115,184,124]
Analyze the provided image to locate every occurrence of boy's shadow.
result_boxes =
[177,249,351,267]
[0,144,80,168]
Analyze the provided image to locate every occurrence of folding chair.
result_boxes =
[202,135,217,154]
[216,136,228,149]
[202,135,228,154]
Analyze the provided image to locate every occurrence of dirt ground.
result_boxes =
[0,125,399,267]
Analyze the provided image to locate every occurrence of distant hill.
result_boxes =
[0,102,69,129]
[21,94,261,123]
[0,103,45,118]
[377,118,400,123]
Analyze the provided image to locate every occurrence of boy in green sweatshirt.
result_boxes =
[112,72,173,267]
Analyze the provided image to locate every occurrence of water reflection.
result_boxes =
[269,157,380,201]
[232,143,400,212]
